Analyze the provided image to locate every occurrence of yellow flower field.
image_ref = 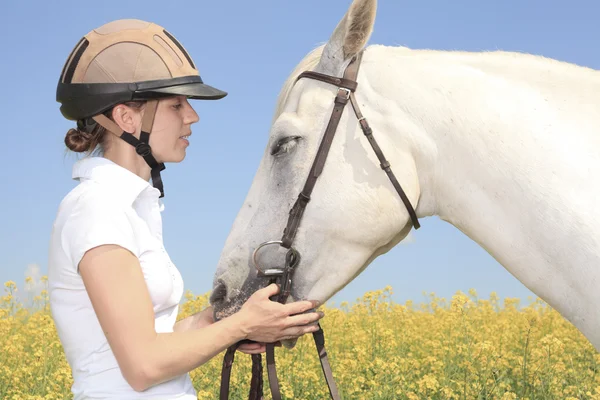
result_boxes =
[2,279,599,399]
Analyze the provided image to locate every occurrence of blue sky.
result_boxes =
[1,0,598,307]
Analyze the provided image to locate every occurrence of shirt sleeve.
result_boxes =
[61,194,139,273]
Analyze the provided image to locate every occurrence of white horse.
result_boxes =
[210,0,600,352]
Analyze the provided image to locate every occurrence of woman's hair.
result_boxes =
[64,101,146,154]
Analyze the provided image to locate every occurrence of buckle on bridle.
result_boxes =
[337,87,351,100]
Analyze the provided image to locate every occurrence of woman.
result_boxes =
[48,19,323,399]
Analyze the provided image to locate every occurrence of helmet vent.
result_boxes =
[154,34,183,68]
[61,37,89,84]
[163,29,196,69]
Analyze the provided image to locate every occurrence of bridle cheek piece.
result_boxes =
[219,50,420,400]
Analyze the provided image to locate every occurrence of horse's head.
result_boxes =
[211,0,422,328]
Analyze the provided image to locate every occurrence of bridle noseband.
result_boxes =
[219,50,420,400]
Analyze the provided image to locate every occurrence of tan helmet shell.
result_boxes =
[57,19,227,121]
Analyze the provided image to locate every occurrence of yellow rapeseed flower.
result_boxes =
[2,281,599,399]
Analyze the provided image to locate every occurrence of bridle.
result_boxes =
[219,50,420,400]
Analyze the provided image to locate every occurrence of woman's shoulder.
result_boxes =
[50,181,141,271]
[56,180,129,223]
[54,180,138,243]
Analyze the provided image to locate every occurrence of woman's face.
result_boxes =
[148,96,199,163]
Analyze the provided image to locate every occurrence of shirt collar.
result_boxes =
[72,156,162,206]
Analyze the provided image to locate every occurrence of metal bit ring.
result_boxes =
[252,240,286,277]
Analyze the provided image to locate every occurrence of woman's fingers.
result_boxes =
[284,311,323,328]
[238,342,266,354]
[282,299,320,316]
[281,323,320,339]
[254,283,280,299]
[238,342,263,350]
[237,340,283,353]
[238,346,266,354]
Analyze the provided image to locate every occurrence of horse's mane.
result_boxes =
[272,43,600,124]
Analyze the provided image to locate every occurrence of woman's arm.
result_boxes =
[174,306,269,354]
[79,244,321,392]
[173,307,214,332]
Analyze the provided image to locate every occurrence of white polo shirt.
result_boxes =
[48,156,197,400]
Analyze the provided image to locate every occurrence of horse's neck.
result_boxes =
[365,45,600,246]
[364,46,600,349]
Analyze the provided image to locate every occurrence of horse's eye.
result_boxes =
[271,136,302,156]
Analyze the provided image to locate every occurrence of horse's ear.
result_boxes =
[316,0,377,76]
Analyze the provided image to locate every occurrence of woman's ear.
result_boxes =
[111,104,142,134]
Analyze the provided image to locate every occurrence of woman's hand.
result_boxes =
[235,283,324,344]
[237,341,282,355]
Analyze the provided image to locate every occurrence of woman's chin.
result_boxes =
[173,150,187,163]
[160,148,187,164]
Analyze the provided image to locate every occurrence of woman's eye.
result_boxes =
[271,136,301,156]
[173,103,182,110]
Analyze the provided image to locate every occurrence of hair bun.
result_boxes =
[65,128,93,153]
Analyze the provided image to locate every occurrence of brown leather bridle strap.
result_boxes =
[219,345,237,400]
[220,329,340,400]
[220,343,265,400]
[281,57,365,249]
[266,343,281,399]
[296,71,358,92]
[249,353,264,399]
[263,325,340,400]
[281,87,352,248]
[313,324,341,400]
[281,52,419,250]
[348,93,420,229]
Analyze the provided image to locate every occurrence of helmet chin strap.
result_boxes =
[92,100,166,197]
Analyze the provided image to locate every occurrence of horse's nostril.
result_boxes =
[210,281,228,305]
